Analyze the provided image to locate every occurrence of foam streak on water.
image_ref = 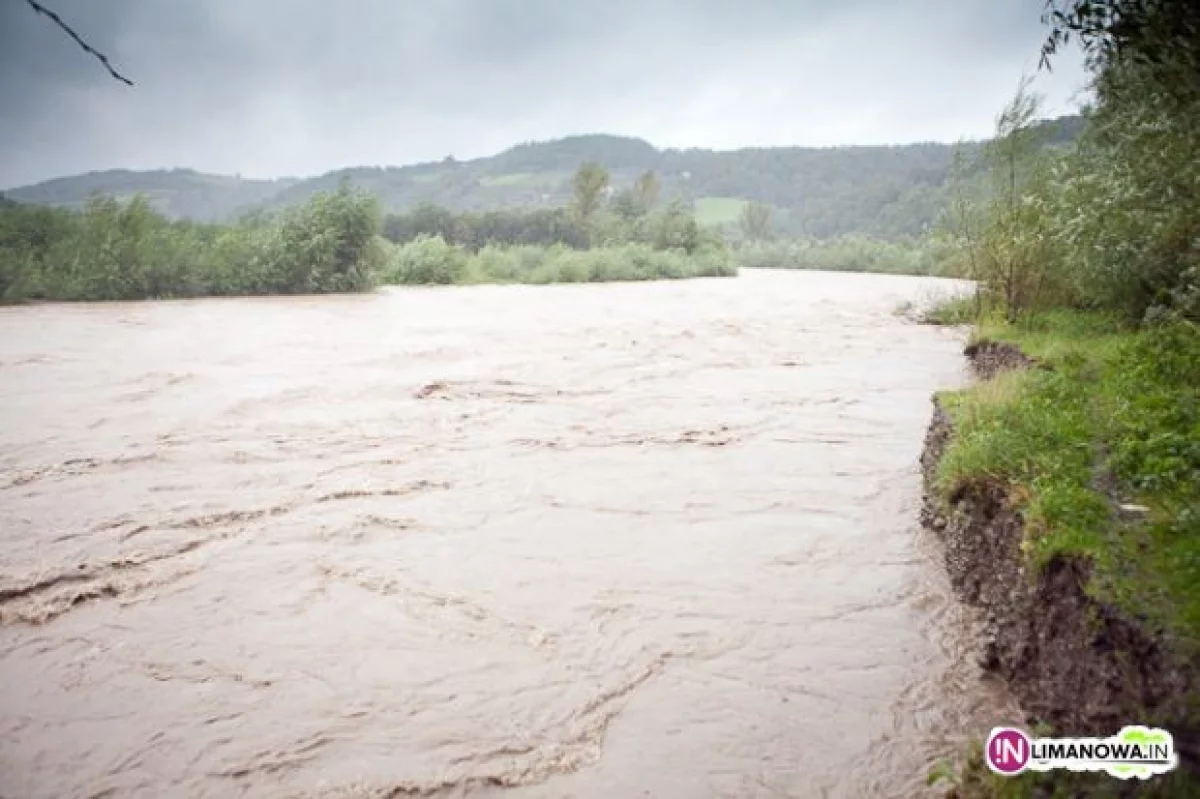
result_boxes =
[0,270,1013,798]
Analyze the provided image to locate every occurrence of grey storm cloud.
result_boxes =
[0,0,1089,188]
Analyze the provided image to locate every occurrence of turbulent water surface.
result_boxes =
[0,270,1012,798]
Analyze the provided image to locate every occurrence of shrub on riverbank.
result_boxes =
[1,177,734,300]
[925,0,1200,663]
[925,3,1200,791]
[380,236,736,286]
[734,236,945,276]
[920,294,977,325]
[0,184,383,301]
[939,47,1198,322]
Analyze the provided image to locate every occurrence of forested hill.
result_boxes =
[4,114,1083,240]
[4,169,300,222]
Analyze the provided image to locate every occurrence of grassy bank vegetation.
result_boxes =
[928,1,1199,795]
[377,169,733,284]
[733,235,952,276]
[380,236,733,285]
[381,168,728,255]
[0,163,732,303]
[0,184,383,301]
[935,316,1198,799]
[714,194,951,276]
[939,313,1199,645]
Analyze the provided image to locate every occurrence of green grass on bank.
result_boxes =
[379,235,737,286]
[929,309,1199,799]
[922,294,978,325]
[935,309,1200,669]
[935,310,1200,657]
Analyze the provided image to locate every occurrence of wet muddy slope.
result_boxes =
[920,343,1198,774]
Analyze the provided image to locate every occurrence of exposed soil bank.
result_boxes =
[961,339,1035,381]
[920,342,1199,776]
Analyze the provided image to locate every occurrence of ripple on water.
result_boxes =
[0,271,1012,797]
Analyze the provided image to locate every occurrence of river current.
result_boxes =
[0,270,1012,797]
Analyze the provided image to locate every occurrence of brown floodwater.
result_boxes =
[0,269,1014,798]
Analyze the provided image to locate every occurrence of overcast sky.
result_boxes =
[0,0,1089,188]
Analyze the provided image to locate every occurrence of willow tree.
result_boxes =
[633,171,661,212]
[1040,0,1200,319]
[738,202,774,242]
[571,162,610,227]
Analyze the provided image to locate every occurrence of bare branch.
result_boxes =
[26,0,134,86]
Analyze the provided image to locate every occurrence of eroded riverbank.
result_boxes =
[1,270,1012,797]
[921,330,1199,793]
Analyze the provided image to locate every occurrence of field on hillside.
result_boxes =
[693,196,749,226]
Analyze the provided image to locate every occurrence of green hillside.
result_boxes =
[6,168,298,222]
[5,116,1082,239]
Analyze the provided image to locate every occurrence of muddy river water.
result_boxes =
[0,270,1013,798]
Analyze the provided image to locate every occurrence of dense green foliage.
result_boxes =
[383,204,591,251]
[377,168,733,286]
[0,163,730,301]
[946,3,1198,322]
[365,159,941,278]
[5,118,1082,239]
[379,236,734,286]
[571,161,610,230]
[738,202,774,242]
[0,184,383,300]
[930,2,1200,794]
[734,236,946,276]
[381,167,724,258]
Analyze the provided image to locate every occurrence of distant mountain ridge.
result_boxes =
[4,115,1083,240]
[6,168,301,222]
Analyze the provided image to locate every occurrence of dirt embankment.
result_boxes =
[920,340,1198,772]
[961,340,1036,381]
